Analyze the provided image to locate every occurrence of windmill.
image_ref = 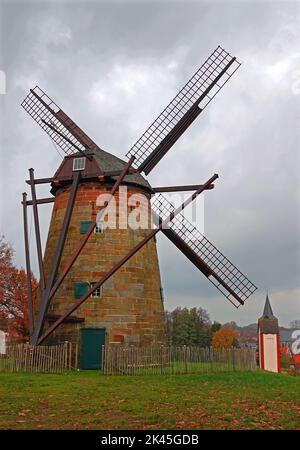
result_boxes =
[21,46,257,365]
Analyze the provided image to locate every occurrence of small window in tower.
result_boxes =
[90,282,103,298]
[73,157,86,171]
[94,222,103,234]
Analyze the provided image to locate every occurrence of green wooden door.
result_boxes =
[81,328,106,370]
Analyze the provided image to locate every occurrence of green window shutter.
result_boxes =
[74,282,89,299]
[80,220,92,234]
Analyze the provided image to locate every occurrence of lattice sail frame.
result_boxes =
[126,46,241,171]
[21,86,99,157]
[151,194,257,308]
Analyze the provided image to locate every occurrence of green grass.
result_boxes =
[118,361,237,375]
[0,370,299,430]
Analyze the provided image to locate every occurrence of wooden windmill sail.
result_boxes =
[21,46,257,357]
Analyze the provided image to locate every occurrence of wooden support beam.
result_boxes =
[29,168,46,291]
[153,184,214,193]
[32,171,81,345]
[25,177,54,185]
[22,192,34,340]
[24,168,137,186]
[23,197,55,206]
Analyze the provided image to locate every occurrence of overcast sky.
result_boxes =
[0,0,299,327]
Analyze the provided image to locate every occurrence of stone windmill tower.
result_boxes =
[44,148,165,347]
[21,46,257,368]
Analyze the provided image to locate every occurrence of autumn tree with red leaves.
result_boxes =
[0,236,37,341]
[211,326,239,349]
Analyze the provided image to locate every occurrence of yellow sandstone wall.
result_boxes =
[39,181,166,346]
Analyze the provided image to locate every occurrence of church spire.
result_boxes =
[263,292,274,318]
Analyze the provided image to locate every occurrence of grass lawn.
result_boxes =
[0,370,299,430]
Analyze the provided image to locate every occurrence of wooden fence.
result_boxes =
[102,345,257,375]
[0,342,78,373]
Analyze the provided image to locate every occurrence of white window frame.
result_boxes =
[90,282,103,298]
[73,157,86,171]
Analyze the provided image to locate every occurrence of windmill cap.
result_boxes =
[64,148,153,193]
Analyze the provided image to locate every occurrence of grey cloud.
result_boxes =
[0,0,299,327]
